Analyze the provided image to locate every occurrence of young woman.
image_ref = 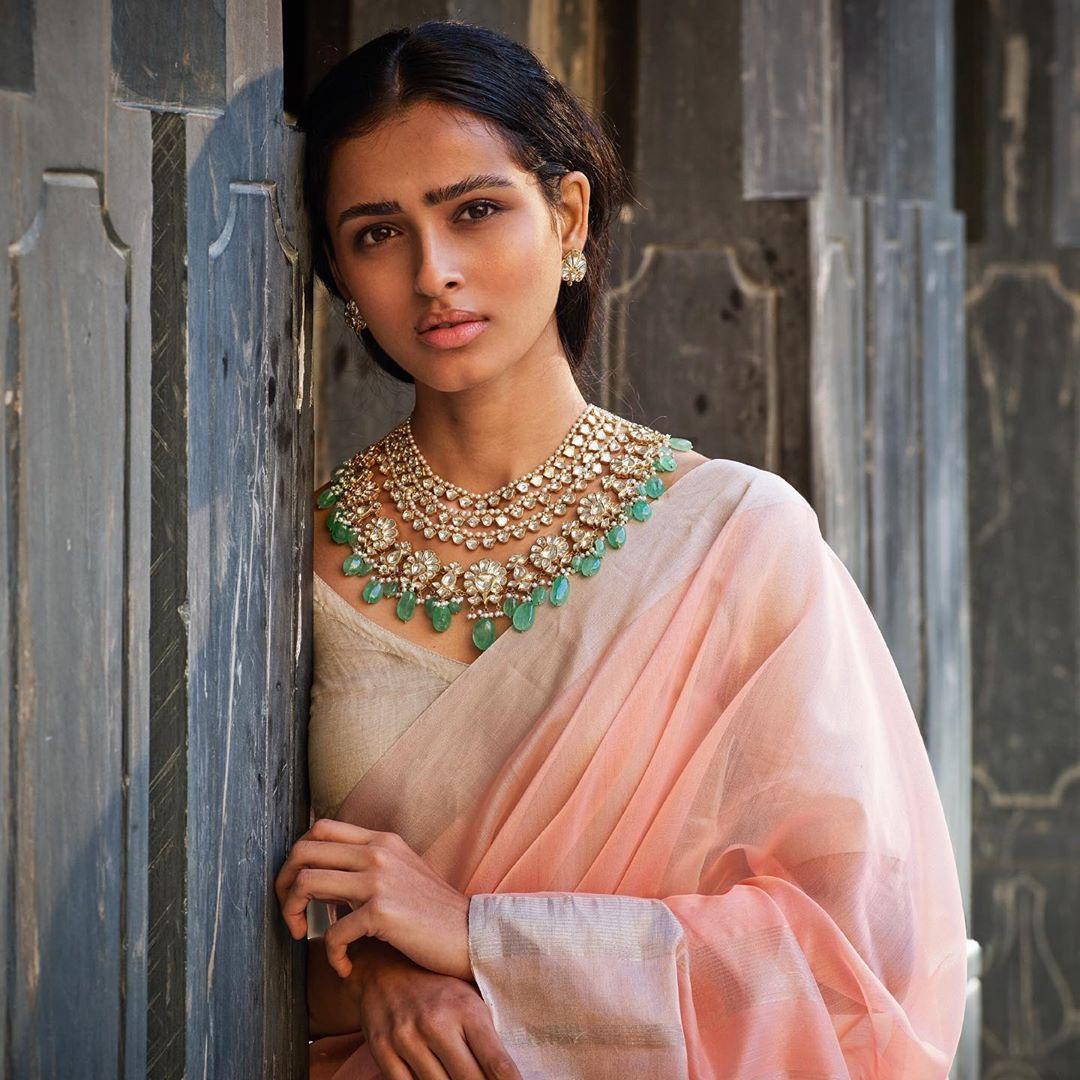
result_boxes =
[274,20,969,1080]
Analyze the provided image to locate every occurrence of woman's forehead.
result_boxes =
[329,103,520,200]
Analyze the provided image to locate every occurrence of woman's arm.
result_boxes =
[307,934,402,1038]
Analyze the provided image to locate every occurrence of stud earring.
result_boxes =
[344,299,367,334]
[561,248,587,285]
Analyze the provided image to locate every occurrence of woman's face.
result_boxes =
[323,100,590,393]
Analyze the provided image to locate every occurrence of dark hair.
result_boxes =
[298,19,631,385]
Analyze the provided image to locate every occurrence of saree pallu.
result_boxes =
[310,457,969,1079]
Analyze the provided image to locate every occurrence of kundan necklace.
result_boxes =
[318,402,694,654]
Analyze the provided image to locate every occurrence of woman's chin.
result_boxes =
[409,350,507,393]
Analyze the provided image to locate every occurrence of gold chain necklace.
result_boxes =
[319,403,694,653]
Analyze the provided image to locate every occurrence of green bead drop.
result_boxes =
[668,436,693,452]
[630,499,652,522]
[579,554,602,577]
[531,584,548,605]
[571,554,583,571]
[503,595,516,618]
[362,579,383,604]
[606,524,626,548]
[431,604,452,632]
[330,521,355,545]
[384,580,399,597]
[550,575,570,606]
[511,600,535,632]
[472,617,496,651]
[593,537,606,555]
[655,452,678,472]
[342,553,371,576]
[317,487,339,509]
[644,475,666,499]
[396,590,416,621]
[424,597,437,615]
[449,600,462,614]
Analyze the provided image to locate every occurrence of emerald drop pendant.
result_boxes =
[550,575,570,606]
[317,487,339,508]
[606,524,626,549]
[630,498,652,522]
[395,590,416,621]
[531,584,548,605]
[511,600,535,631]
[362,579,383,604]
[431,604,452,632]
[668,436,693,452]
[330,520,355,545]
[342,553,371,576]
[579,554,602,577]
[644,474,665,499]
[472,617,496,651]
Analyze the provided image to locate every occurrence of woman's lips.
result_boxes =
[416,318,489,349]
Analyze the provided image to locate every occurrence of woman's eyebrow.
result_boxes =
[336,173,515,230]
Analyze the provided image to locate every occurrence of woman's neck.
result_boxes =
[409,352,589,493]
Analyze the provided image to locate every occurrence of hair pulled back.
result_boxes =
[299,19,631,384]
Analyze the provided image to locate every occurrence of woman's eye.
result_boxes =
[354,201,501,250]
[356,224,396,249]
[459,199,501,222]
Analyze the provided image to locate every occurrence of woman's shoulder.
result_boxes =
[687,454,815,521]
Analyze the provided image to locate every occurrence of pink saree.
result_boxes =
[309,457,968,1078]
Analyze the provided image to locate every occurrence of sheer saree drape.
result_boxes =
[309,458,968,1079]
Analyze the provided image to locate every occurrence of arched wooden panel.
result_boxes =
[5,167,147,1078]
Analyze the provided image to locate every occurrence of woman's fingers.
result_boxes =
[426,1029,490,1080]
[273,838,374,906]
[280,868,370,940]
[463,1016,524,1080]
[365,1032,422,1080]
[389,1031,454,1080]
[322,904,382,976]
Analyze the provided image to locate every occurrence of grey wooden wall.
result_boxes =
[2,0,312,1077]
[958,2,1080,1077]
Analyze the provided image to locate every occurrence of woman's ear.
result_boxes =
[557,170,591,252]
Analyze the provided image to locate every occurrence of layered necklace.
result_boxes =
[318,402,694,654]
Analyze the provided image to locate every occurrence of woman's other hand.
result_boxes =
[353,942,523,1080]
[275,818,471,981]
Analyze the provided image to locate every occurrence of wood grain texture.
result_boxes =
[1,0,154,1074]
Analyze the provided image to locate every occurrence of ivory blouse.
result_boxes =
[308,571,468,822]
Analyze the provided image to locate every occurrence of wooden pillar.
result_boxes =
[1,0,312,1075]
[959,1,1080,1075]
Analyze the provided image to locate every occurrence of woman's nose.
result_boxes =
[413,235,463,296]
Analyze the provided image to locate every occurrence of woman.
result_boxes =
[274,19,969,1080]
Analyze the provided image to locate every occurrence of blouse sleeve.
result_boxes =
[465,495,969,1080]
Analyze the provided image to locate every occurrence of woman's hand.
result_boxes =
[354,943,523,1080]
[275,818,472,982]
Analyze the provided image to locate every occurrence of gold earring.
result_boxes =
[561,248,587,285]
[344,299,367,334]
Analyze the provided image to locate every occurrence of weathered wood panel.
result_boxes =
[621,0,811,485]
[112,0,225,112]
[7,168,137,1078]
[0,0,35,93]
[960,1,1080,1075]
[184,2,312,1070]
[1052,0,1080,245]
[742,0,823,198]
[1,0,154,1074]
[3,0,312,1075]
